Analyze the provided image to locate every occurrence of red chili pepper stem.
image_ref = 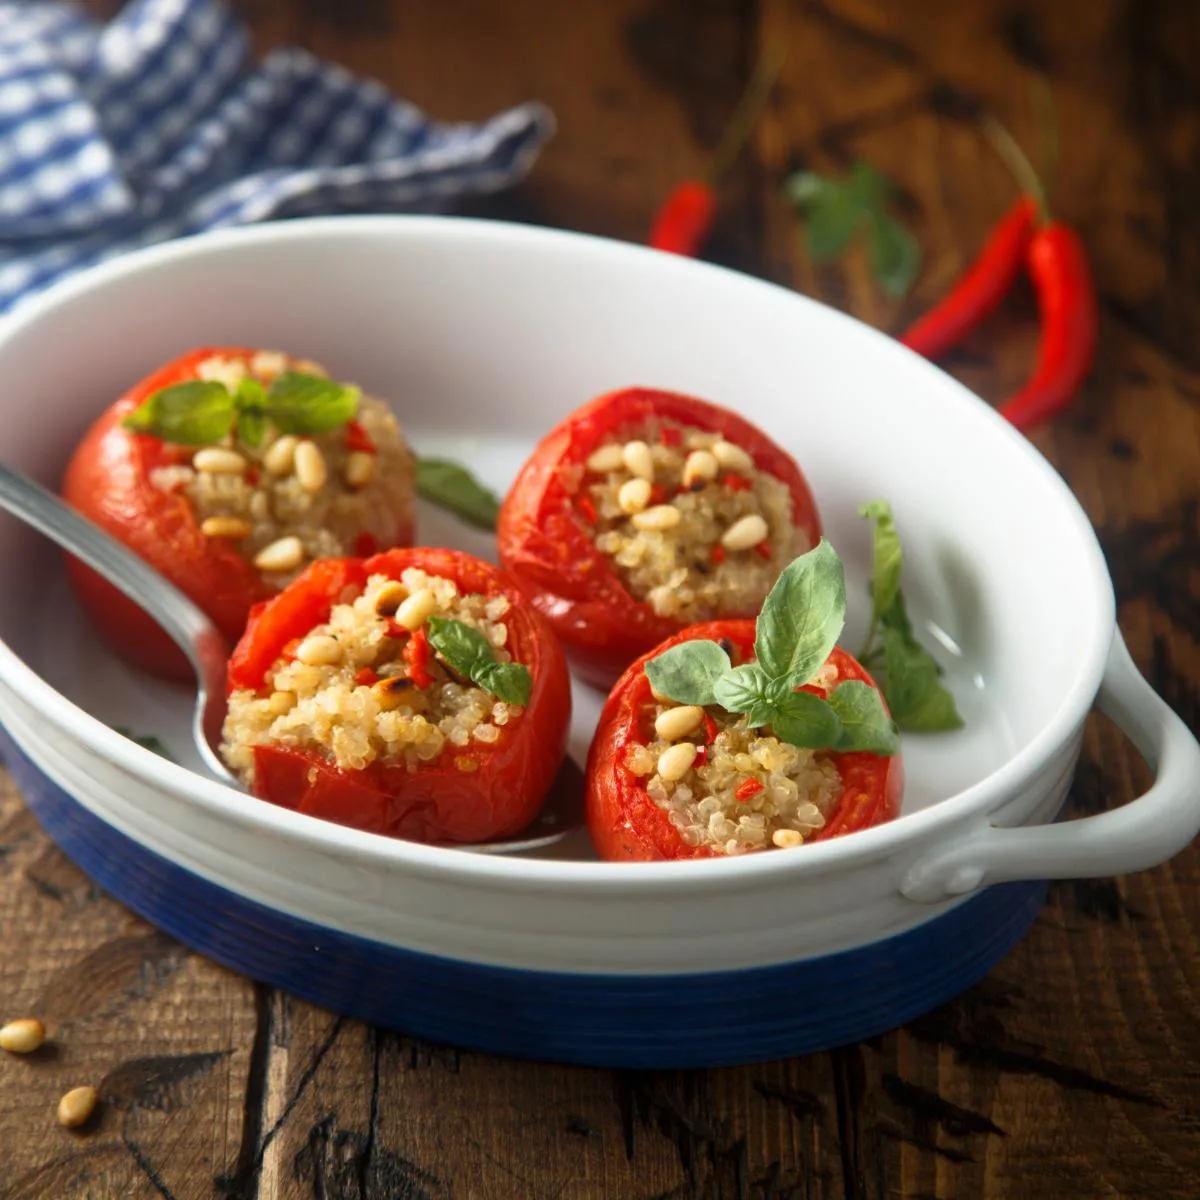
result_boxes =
[981,112,1050,226]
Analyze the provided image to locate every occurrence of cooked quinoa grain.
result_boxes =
[148,352,414,587]
[581,421,809,622]
[221,570,524,787]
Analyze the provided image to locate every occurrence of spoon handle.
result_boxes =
[0,464,217,674]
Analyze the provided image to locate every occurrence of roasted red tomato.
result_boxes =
[586,620,902,862]
[497,387,822,689]
[61,346,415,681]
[223,547,571,845]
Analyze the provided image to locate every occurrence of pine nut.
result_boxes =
[200,516,251,540]
[632,504,681,532]
[266,691,296,716]
[374,676,426,711]
[682,449,719,488]
[56,1086,99,1128]
[373,581,409,617]
[622,440,655,481]
[262,434,298,475]
[253,535,305,573]
[392,588,439,631]
[721,513,769,551]
[712,440,753,472]
[343,451,375,489]
[772,829,804,848]
[294,441,327,493]
[294,635,341,666]
[193,447,247,475]
[293,358,326,376]
[0,1018,45,1054]
[585,443,626,473]
[654,705,705,741]
[618,478,652,514]
[196,356,246,389]
[656,742,698,781]
[250,350,287,379]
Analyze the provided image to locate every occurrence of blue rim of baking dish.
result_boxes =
[0,725,1046,1068]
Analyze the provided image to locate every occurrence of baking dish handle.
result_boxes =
[901,632,1200,903]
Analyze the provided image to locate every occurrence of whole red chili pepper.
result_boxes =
[899,196,1038,358]
[998,223,1098,431]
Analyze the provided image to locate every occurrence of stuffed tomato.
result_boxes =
[497,387,821,689]
[221,547,571,845]
[585,541,902,861]
[62,346,415,680]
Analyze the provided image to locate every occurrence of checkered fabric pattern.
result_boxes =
[0,0,554,312]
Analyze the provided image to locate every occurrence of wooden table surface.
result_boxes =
[3,1,1199,1196]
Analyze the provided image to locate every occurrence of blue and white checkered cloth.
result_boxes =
[0,0,554,313]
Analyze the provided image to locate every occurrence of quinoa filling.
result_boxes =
[146,351,414,588]
[626,659,843,855]
[221,570,524,786]
[579,421,808,622]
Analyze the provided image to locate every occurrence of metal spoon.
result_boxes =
[0,463,580,854]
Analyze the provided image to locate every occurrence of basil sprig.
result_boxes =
[122,368,359,446]
[857,500,963,732]
[415,459,501,531]
[425,616,531,706]
[644,540,900,755]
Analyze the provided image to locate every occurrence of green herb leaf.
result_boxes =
[805,186,867,260]
[754,539,846,686]
[425,615,532,707]
[644,640,732,706]
[236,377,268,408]
[112,726,174,760]
[238,406,267,448]
[786,171,839,209]
[263,372,359,435]
[880,625,963,732]
[827,680,900,754]
[711,663,777,727]
[868,212,921,298]
[846,161,892,209]
[860,500,902,634]
[767,687,845,749]
[121,381,236,445]
[415,458,502,531]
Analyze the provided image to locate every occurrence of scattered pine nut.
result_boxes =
[262,434,299,475]
[253,535,305,573]
[294,634,341,666]
[193,447,247,475]
[654,705,705,741]
[721,513,769,551]
[343,451,375,489]
[392,588,439,631]
[772,829,804,848]
[196,356,246,389]
[657,742,699,782]
[200,516,251,540]
[618,478,652,515]
[374,676,426,711]
[373,581,409,617]
[293,440,328,493]
[56,1086,99,1129]
[622,440,655,481]
[250,350,287,379]
[682,449,719,488]
[0,1018,45,1054]
[585,444,626,473]
[712,440,753,472]
[632,504,681,532]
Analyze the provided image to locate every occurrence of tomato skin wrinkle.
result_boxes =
[496,387,822,690]
[229,548,572,845]
[584,619,902,862]
[899,197,1038,360]
[999,223,1098,431]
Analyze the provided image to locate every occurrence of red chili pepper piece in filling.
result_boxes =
[735,778,765,802]
[659,425,682,447]
[703,712,718,745]
[899,196,1038,360]
[344,420,376,454]
[710,545,727,566]
[753,540,772,561]
[355,667,379,687]
[648,484,669,505]
[998,223,1098,432]
[723,473,752,492]
[404,626,435,690]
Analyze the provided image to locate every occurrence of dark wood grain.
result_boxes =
[4,1,1199,1197]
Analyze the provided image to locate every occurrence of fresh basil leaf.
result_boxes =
[767,687,844,749]
[644,640,732,706]
[868,212,921,298]
[786,170,840,209]
[754,539,846,686]
[881,625,963,732]
[113,726,174,760]
[805,187,867,261]
[238,406,266,448]
[846,161,892,208]
[860,499,902,632]
[425,616,532,707]
[264,371,359,435]
[474,660,532,707]
[827,680,900,754]
[236,377,268,409]
[121,381,236,445]
[712,663,777,728]
[415,458,502,531]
